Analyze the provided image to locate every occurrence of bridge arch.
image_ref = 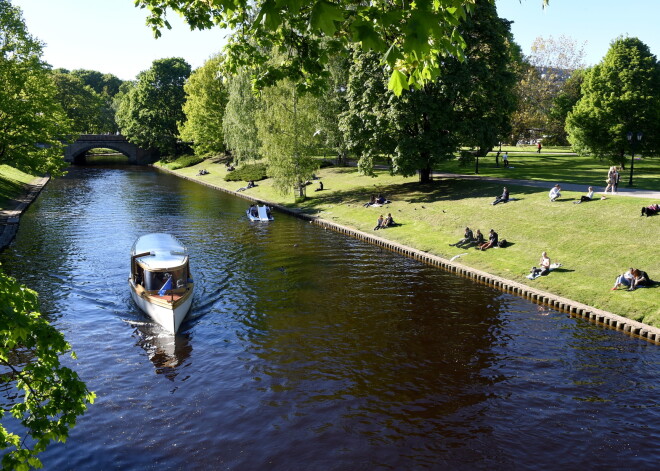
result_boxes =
[64,135,154,165]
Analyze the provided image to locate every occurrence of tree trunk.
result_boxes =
[419,166,432,183]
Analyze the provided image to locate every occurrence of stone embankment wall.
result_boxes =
[161,167,660,344]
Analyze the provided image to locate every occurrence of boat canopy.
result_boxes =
[131,233,188,271]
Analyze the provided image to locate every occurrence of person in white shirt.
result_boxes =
[548,184,561,202]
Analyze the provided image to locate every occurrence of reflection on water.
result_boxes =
[131,322,192,380]
[1,166,658,470]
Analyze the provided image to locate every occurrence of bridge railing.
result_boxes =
[78,134,127,141]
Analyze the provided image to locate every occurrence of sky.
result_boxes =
[11,0,660,81]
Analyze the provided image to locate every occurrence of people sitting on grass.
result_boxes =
[528,251,562,279]
[449,227,474,247]
[531,252,552,277]
[197,169,209,176]
[477,229,498,251]
[574,186,594,204]
[630,268,652,290]
[612,268,635,290]
[474,229,485,246]
[613,268,653,291]
[491,187,510,205]
[315,180,324,191]
[382,213,395,228]
[641,203,659,217]
[237,180,256,192]
[549,184,561,202]
[374,214,384,230]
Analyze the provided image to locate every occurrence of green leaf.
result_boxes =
[310,1,344,36]
[388,70,410,96]
[382,43,403,67]
[351,20,386,52]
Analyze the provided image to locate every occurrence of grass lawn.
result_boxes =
[441,152,660,191]
[163,156,660,328]
[0,164,40,211]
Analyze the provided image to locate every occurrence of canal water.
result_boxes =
[1,166,658,470]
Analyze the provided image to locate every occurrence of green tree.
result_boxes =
[178,54,228,156]
[51,71,108,134]
[1,269,96,470]
[0,1,71,175]
[547,68,584,145]
[115,57,191,156]
[510,35,585,144]
[256,80,320,196]
[451,0,518,156]
[566,37,660,164]
[339,47,395,177]
[341,0,518,182]
[316,49,350,165]
[135,0,550,95]
[70,69,122,97]
[222,70,262,163]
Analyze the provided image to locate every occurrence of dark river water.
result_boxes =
[1,166,659,470]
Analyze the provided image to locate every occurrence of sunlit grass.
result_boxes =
[0,165,39,210]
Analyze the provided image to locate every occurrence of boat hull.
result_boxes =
[129,279,193,333]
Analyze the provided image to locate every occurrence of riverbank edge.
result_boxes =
[156,166,660,345]
[0,176,50,252]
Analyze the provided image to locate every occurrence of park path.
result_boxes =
[431,171,660,200]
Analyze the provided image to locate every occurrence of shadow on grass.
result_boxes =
[296,177,544,214]
[0,176,29,208]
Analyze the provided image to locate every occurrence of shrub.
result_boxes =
[161,154,206,170]
[224,163,268,182]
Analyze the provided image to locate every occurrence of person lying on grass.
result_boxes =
[641,204,659,216]
[573,186,594,204]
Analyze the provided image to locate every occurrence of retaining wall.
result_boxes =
[159,167,660,345]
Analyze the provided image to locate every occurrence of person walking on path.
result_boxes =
[605,166,617,194]
[537,141,542,153]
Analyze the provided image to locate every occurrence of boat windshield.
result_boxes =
[143,267,187,292]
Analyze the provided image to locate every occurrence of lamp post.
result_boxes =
[626,131,643,186]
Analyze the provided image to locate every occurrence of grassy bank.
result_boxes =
[0,164,40,210]
[157,155,660,328]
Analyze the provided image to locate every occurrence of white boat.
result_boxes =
[128,233,194,333]
[247,205,274,221]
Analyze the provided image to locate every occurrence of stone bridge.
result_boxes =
[64,134,154,165]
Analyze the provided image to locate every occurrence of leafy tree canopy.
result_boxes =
[1,269,95,470]
[340,0,518,181]
[222,69,262,163]
[51,71,111,134]
[115,57,191,156]
[0,0,72,175]
[179,54,228,156]
[256,79,320,195]
[134,0,549,95]
[566,36,660,161]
